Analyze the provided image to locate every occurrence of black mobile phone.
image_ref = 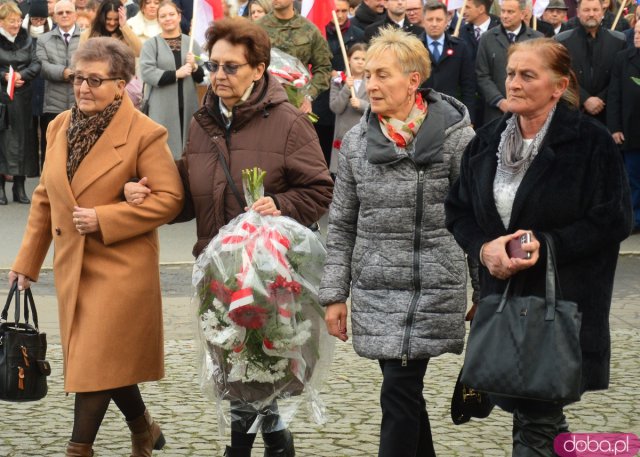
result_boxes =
[506,233,532,259]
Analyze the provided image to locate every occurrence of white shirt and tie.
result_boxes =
[505,25,522,43]
[473,16,492,41]
[59,25,75,46]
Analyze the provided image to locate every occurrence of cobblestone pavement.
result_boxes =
[1,258,639,457]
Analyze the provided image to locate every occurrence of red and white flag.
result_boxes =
[191,0,224,54]
[6,66,16,100]
[301,0,335,38]
[533,0,550,17]
[446,0,465,11]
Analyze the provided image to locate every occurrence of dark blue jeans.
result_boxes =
[623,150,640,229]
[378,359,436,457]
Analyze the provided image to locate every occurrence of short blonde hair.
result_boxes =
[0,1,22,21]
[367,26,431,82]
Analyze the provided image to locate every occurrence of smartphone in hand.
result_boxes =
[507,233,532,259]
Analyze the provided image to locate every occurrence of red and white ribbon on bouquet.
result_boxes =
[229,288,254,312]
[220,221,293,288]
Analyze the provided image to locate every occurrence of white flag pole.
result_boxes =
[189,0,199,53]
[453,0,468,38]
[331,10,357,99]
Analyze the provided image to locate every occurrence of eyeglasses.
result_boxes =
[56,10,75,15]
[72,75,121,87]
[203,61,249,75]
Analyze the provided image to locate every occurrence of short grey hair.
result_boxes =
[72,37,136,83]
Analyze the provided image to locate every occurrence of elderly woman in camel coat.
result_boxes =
[9,38,183,457]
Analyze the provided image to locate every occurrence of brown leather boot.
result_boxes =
[65,441,94,457]
[126,409,166,457]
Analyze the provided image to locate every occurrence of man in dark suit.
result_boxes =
[476,0,542,123]
[364,0,425,42]
[555,0,626,127]
[608,21,640,231]
[459,0,500,58]
[420,2,476,121]
[542,0,570,35]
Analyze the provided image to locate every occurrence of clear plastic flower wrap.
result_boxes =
[268,48,318,123]
[192,170,334,434]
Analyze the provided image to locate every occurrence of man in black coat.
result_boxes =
[542,0,570,35]
[608,22,640,231]
[420,2,476,122]
[351,0,386,30]
[555,0,626,128]
[364,0,425,43]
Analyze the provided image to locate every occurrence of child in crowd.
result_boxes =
[329,43,368,174]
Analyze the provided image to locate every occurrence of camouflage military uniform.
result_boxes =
[258,13,332,99]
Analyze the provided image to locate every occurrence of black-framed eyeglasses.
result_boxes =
[203,61,249,75]
[72,75,121,87]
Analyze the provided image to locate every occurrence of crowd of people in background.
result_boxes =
[1,0,638,223]
[1,0,638,455]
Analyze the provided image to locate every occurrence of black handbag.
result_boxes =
[0,282,51,402]
[461,236,583,403]
[451,367,494,425]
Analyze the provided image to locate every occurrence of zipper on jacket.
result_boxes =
[401,168,425,367]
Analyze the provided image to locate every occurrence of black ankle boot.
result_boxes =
[12,176,30,204]
[0,176,6,205]
[224,445,252,457]
[263,429,295,457]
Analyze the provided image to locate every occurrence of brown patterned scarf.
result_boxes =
[67,98,122,181]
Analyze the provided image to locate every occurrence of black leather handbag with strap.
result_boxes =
[461,235,583,403]
[0,282,51,402]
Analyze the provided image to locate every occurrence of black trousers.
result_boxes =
[492,396,569,457]
[378,359,436,457]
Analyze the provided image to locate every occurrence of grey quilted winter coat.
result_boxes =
[319,90,474,361]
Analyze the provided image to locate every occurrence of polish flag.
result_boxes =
[192,0,224,53]
[301,0,335,38]
[6,66,16,100]
[446,0,465,11]
[533,0,550,17]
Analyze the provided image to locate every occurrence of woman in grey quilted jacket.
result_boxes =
[319,26,474,457]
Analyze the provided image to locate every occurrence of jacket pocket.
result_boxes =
[351,250,373,287]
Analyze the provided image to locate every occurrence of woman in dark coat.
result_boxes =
[0,1,41,205]
[445,38,632,456]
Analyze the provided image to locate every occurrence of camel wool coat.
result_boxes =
[11,94,184,392]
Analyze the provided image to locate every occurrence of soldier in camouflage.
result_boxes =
[257,0,332,114]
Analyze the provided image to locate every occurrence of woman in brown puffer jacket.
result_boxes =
[126,16,333,457]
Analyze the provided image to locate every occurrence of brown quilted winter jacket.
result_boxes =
[176,73,334,258]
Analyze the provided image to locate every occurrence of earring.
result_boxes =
[114,91,122,101]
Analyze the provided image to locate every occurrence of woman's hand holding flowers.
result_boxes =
[247,197,281,217]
